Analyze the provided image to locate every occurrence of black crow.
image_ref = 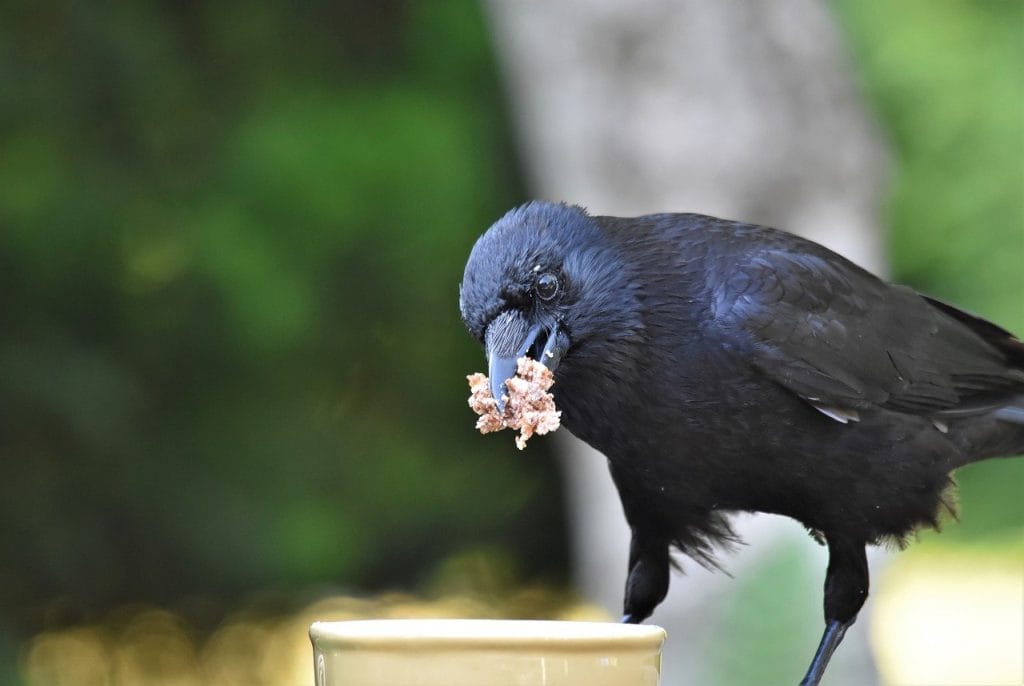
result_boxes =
[459,201,1024,685]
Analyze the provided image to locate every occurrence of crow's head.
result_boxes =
[460,202,643,409]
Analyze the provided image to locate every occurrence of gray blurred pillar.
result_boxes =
[484,1,891,685]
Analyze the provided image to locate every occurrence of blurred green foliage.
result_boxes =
[0,0,567,643]
[833,0,1024,540]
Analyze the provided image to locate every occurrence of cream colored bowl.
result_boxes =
[309,619,666,686]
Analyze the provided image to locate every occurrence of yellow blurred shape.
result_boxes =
[200,621,276,686]
[871,545,1024,686]
[19,590,605,685]
[111,609,201,686]
[23,627,111,686]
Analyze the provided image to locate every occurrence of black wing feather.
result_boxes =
[713,244,1024,419]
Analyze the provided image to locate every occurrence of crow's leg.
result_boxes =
[800,620,849,686]
[621,529,670,624]
[799,536,869,686]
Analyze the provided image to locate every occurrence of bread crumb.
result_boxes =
[467,357,561,449]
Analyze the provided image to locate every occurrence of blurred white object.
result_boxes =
[484,1,890,684]
[871,549,1024,686]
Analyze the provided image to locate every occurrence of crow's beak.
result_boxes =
[485,310,565,412]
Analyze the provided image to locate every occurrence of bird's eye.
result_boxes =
[535,272,559,301]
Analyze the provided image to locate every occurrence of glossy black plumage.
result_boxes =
[459,201,1024,685]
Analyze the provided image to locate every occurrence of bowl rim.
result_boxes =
[309,619,666,651]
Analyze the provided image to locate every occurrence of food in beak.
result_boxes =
[467,356,561,449]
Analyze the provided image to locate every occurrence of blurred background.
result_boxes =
[0,1,1020,685]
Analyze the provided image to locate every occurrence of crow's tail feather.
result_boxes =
[993,402,1024,425]
[951,396,1024,467]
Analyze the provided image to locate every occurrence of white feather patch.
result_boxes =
[812,403,860,424]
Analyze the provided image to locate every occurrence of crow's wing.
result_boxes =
[711,247,1024,421]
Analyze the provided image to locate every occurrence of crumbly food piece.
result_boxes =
[467,356,561,449]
